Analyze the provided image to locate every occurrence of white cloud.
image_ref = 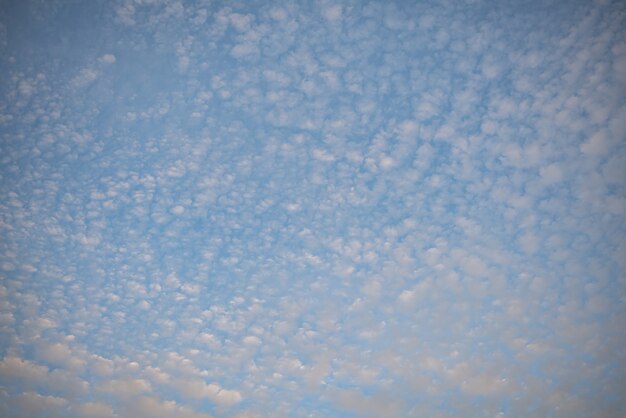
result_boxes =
[1,0,625,416]
[0,392,68,418]
[539,163,564,185]
[229,13,254,32]
[115,3,136,25]
[47,368,89,398]
[323,5,342,22]
[98,379,152,397]
[518,232,540,255]
[35,342,85,372]
[461,375,512,397]
[581,129,610,156]
[242,335,261,346]
[99,54,116,64]
[18,80,34,96]
[171,379,242,407]
[71,68,99,88]
[0,357,48,383]
[181,282,201,295]
[90,356,114,377]
[72,401,118,418]
[230,43,258,58]
[170,205,185,215]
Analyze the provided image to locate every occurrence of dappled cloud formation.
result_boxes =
[1,0,625,416]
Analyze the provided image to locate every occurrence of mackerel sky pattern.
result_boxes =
[1,0,625,417]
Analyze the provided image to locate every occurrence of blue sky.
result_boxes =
[0,0,625,416]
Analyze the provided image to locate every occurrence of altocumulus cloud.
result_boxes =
[1,0,625,417]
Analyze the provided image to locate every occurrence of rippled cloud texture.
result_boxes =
[1,0,625,416]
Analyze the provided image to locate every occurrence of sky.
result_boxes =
[0,0,625,417]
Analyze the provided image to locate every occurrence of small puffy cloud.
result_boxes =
[379,156,395,170]
[35,342,84,371]
[76,233,101,247]
[362,280,382,299]
[37,317,56,329]
[18,80,35,96]
[539,163,563,185]
[242,335,261,346]
[1,261,16,271]
[115,3,135,25]
[458,254,491,278]
[398,289,416,305]
[398,278,432,307]
[99,54,116,64]
[580,129,610,156]
[397,120,420,140]
[171,379,242,407]
[230,43,258,58]
[269,7,288,21]
[518,232,540,255]
[181,282,201,295]
[212,387,243,407]
[167,164,186,178]
[461,375,513,397]
[312,148,335,162]
[229,13,254,32]
[70,68,99,88]
[170,205,185,215]
[196,332,221,349]
[165,273,181,288]
[602,152,626,185]
[323,5,342,21]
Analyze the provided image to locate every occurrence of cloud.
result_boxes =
[0,357,48,384]
[119,395,213,418]
[35,342,85,372]
[581,129,611,156]
[323,5,342,22]
[0,356,88,399]
[70,68,99,88]
[72,401,118,418]
[0,392,68,418]
[98,379,151,398]
[99,54,117,64]
[331,388,405,418]
[1,0,625,416]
